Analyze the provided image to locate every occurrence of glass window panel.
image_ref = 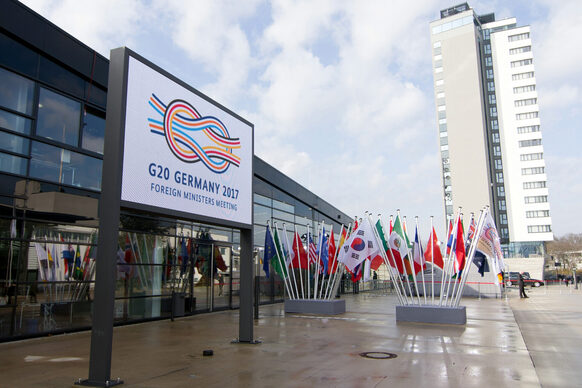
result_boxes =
[0,109,32,134]
[37,88,81,146]
[86,84,107,108]
[253,204,270,227]
[0,32,39,77]
[273,208,294,223]
[0,152,27,175]
[272,198,294,213]
[0,131,29,154]
[253,193,271,207]
[82,108,105,154]
[0,67,34,115]
[29,141,102,190]
[39,56,85,98]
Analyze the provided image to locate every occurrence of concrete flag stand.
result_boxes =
[284,299,346,315]
[395,305,466,325]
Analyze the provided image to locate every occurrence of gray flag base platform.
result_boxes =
[284,299,346,314]
[396,305,466,325]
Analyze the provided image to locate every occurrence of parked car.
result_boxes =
[504,272,544,287]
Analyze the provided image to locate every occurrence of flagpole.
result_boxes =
[324,224,348,300]
[314,222,323,299]
[381,216,409,305]
[377,215,407,305]
[401,213,421,305]
[430,217,435,305]
[306,224,312,299]
[318,224,330,299]
[448,213,465,307]
[442,210,461,306]
[415,217,427,305]
[451,212,476,306]
[326,222,352,300]
[392,212,414,305]
[294,225,305,299]
[371,214,405,305]
[273,222,295,300]
[323,224,340,300]
[453,208,486,307]
[283,223,301,300]
[438,215,451,306]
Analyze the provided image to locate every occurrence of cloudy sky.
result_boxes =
[20,0,582,238]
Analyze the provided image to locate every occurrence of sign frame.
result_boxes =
[79,47,255,387]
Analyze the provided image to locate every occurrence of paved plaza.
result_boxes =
[0,285,580,387]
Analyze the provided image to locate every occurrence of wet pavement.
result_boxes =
[0,285,580,387]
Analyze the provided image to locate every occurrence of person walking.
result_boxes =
[519,272,528,298]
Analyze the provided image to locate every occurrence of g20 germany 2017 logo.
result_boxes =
[147,93,241,174]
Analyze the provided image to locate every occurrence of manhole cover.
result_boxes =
[359,352,397,359]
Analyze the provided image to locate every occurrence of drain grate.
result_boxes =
[359,351,398,360]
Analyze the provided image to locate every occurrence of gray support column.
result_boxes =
[238,228,254,342]
[79,47,127,387]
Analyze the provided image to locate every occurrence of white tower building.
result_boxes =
[429,3,552,258]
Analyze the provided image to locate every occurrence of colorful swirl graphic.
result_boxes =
[148,94,241,174]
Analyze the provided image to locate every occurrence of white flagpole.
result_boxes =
[380,216,409,305]
[324,224,347,300]
[402,214,421,305]
[283,223,301,300]
[430,216,435,305]
[448,213,465,307]
[323,224,340,300]
[438,215,451,306]
[371,214,405,305]
[326,222,352,300]
[395,211,414,304]
[318,224,331,299]
[294,224,305,299]
[314,222,323,299]
[443,210,461,306]
[273,222,295,300]
[454,208,487,307]
[376,215,406,305]
[451,212,475,305]
[306,224,312,299]
[415,217,427,305]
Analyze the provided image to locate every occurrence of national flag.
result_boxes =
[389,217,393,234]
[318,227,329,274]
[392,215,413,275]
[82,235,96,280]
[446,219,453,254]
[424,227,444,269]
[282,227,295,268]
[62,242,75,279]
[263,225,277,278]
[388,231,406,274]
[338,217,379,272]
[308,231,318,265]
[214,246,228,272]
[412,226,425,274]
[329,227,346,274]
[376,219,399,271]
[475,211,505,282]
[272,227,288,278]
[472,251,489,277]
[74,245,83,280]
[454,216,466,274]
[47,246,55,281]
[292,231,308,269]
[327,228,337,274]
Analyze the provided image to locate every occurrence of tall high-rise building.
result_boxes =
[429,3,552,258]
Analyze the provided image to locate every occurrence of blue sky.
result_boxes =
[21,0,582,238]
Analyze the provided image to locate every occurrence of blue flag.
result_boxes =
[472,251,489,277]
[263,226,277,278]
[319,227,329,274]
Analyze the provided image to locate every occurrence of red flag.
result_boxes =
[424,227,444,269]
[370,254,384,271]
[292,232,308,269]
[455,218,466,273]
[389,218,393,234]
[327,229,337,274]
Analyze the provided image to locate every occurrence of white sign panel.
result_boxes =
[121,56,253,226]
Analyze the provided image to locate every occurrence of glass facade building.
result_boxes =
[0,0,352,341]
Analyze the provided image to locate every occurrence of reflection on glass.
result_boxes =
[29,141,102,190]
[82,108,105,154]
[0,109,32,134]
[0,152,27,175]
[0,32,39,77]
[39,57,85,98]
[0,67,34,115]
[37,88,81,146]
[0,131,29,154]
[253,204,271,227]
